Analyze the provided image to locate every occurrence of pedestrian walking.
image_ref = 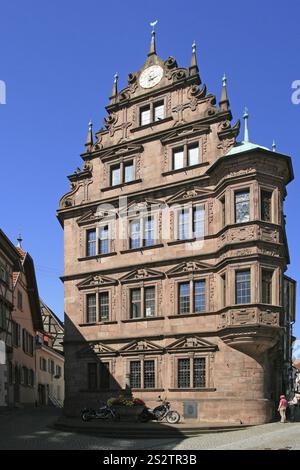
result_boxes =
[278,394,288,423]
[288,395,298,422]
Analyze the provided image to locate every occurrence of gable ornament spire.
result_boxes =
[85,119,93,151]
[111,72,118,97]
[17,230,23,248]
[189,40,199,77]
[219,73,230,111]
[148,20,158,56]
[272,140,277,152]
[243,107,249,144]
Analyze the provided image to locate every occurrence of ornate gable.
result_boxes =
[119,339,164,356]
[167,261,212,277]
[166,187,211,204]
[77,342,117,358]
[77,274,117,290]
[166,336,217,353]
[120,268,164,284]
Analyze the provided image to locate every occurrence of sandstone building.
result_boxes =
[57,32,296,424]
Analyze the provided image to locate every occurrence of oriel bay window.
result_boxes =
[129,215,155,249]
[110,160,134,186]
[177,357,206,388]
[129,359,155,389]
[177,204,205,240]
[178,280,206,314]
[235,270,251,304]
[235,190,250,223]
[172,142,200,170]
[86,292,110,323]
[130,286,156,318]
[262,269,273,304]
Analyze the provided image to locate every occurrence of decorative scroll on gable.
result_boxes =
[166,187,211,204]
[77,208,117,226]
[166,336,218,353]
[77,342,117,358]
[120,268,164,284]
[119,339,164,356]
[77,274,117,290]
[167,261,212,277]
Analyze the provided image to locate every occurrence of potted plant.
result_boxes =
[107,395,145,421]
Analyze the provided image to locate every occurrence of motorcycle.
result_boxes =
[138,396,180,424]
[81,402,120,422]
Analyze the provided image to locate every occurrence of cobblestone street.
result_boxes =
[0,408,300,450]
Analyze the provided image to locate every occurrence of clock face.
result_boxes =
[139,65,163,89]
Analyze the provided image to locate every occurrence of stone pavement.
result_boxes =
[0,407,299,450]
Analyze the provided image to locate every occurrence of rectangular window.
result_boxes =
[130,220,141,249]
[144,216,154,247]
[130,361,141,388]
[178,209,190,240]
[131,288,141,318]
[188,143,199,166]
[235,270,251,304]
[17,290,23,310]
[86,229,96,257]
[193,205,205,239]
[262,270,273,304]
[145,286,155,317]
[87,294,97,323]
[99,226,109,254]
[88,363,97,390]
[0,301,8,330]
[144,360,155,388]
[193,358,206,388]
[99,292,109,321]
[55,365,62,377]
[100,362,110,389]
[194,280,206,313]
[221,274,226,307]
[140,106,151,126]
[111,166,121,186]
[261,190,272,222]
[220,197,226,227]
[235,190,250,223]
[12,321,20,347]
[178,358,190,388]
[154,101,164,121]
[179,282,190,314]
[173,148,184,170]
[124,162,134,183]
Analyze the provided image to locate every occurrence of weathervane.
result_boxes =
[150,20,158,33]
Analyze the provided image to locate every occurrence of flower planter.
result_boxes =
[113,405,144,421]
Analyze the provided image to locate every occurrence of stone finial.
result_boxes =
[17,231,23,248]
[272,140,277,152]
[148,20,158,56]
[111,72,118,97]
[243,107,249,144]
[189,40,200,80]
[219,73,230,111]
[85,119,93,151]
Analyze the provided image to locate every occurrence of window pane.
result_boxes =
[221,197,226,227]
[99,226,109,254]
[140,107,151,126]
[111,166,121,186]
[144,360,155,388]
[130,361,141,388]
[99,292,109,321]
[87,229,96,257]
[173,148,184,170]
[178,358,190,388]
[261,191,272,222]
[144,217,154,247]
[262,270,273,304]
[193,205,205,239]
[194,280,206,312]
[154,102,164,121]
[193,358,206,388]
[179,282,190,314]
[178,209,190,240]
[131,288,141,318]
[188,144,199,166]
[145,286,155,317]
[124,162,134,183]
[235,190,250,223]
[130,219,141,249]
[88,363,97,390]
[235,270,251,304]
[87,294,96,323]
[100,362,110,389]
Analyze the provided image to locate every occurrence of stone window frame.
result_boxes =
[82,220,116,259]
[86,359,113,391]
[102,154,141,190]
[126,207,161,251]
[171,353,210,390]
[83,287,114,324]
[173,274,209,316]
[229,183,255,226]
[172,200,207,243]
[259,265,279,306]
[137,95,168,128]
[127,282,159,320]
[229,262,256,306]
[217,190,228,231]
[259,185,277,224]
[167,136,203,173]
[217,269,227,310]
[126,355,160,390]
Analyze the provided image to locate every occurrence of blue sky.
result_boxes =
[0,0,299,337]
